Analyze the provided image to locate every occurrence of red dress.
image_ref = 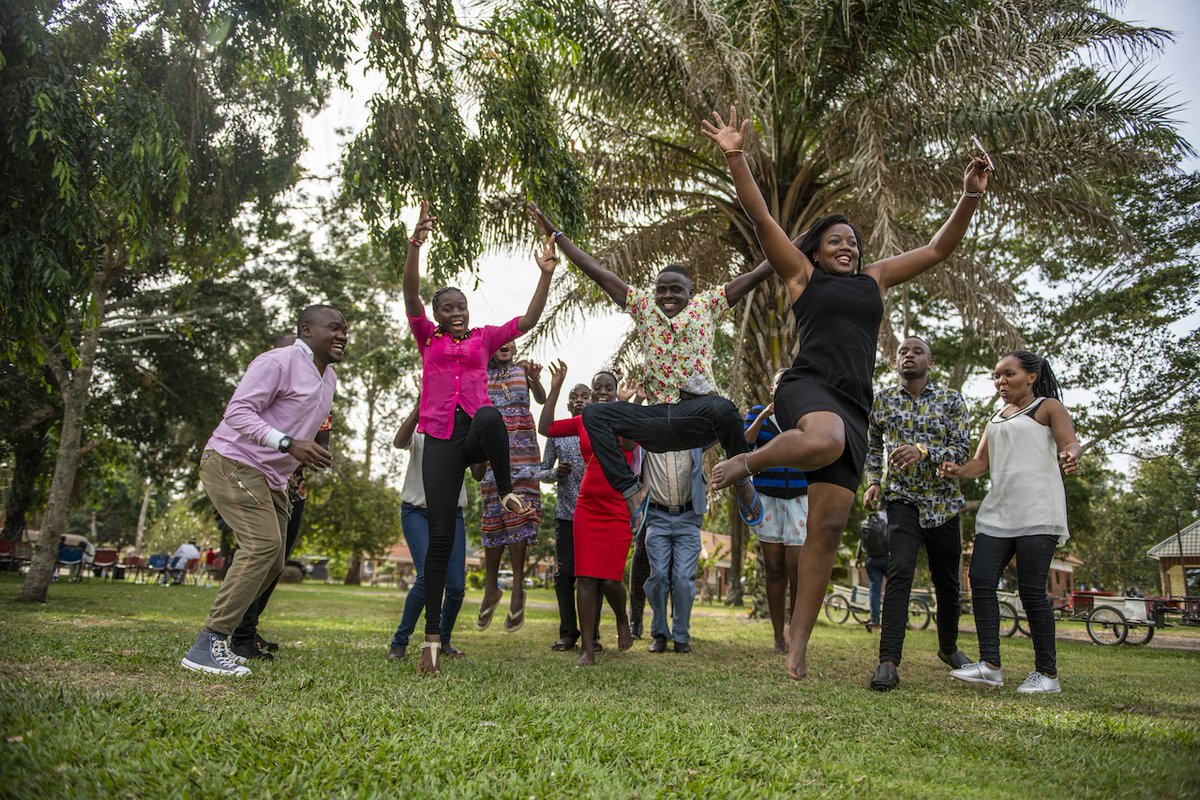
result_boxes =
[547,415,633,581]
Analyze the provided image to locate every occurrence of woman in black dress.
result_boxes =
[702,107,990,679]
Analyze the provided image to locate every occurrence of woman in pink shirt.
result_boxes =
[404,200,558,675]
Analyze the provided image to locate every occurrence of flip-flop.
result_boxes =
[503,605,525,633]
[417,641,441,676]
[629,490,651,538]
[734,482,765,527]
[475,593,503,631]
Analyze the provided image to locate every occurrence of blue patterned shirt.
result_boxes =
[539,435,585,520]
[865,381,970,528]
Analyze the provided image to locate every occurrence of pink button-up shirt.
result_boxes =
[409,312,522,440]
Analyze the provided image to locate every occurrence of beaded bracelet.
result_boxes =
[409,237,424,247]
[962,191,984,199]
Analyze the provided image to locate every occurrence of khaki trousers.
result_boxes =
[199,450,291,635]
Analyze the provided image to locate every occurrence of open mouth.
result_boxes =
[836,255,853,268]
[330,343,346,356]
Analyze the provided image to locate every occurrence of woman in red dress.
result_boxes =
[540,364,636,666]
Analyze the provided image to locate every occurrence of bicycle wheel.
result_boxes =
[906,597,931,630]
[998,601,1019,638]
[1086,606,1128,645]
[824,594,850,624]
[850,607,871,625]
[1125,623,1155,646]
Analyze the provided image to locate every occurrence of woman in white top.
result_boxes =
[939,351,1081,694]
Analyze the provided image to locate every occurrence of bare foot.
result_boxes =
[711,453,752,491]
[786,630,808,680]
[576,650,596,666]
[616,621,633,652]
[773,635,788,655]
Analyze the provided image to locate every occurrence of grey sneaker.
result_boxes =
[1016,671,1062,694]
[181,631,251,676]
[949,661,1004,687]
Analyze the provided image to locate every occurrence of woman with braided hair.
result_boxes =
[403,200,557,675]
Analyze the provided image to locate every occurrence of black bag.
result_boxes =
[860,513,888,557]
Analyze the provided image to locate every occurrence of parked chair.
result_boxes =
[92,548,118,579]
[183,557,202,585]
[14,542,33,571]
[0,540,14,571]
[55,546,84,582]
[120,554,144,582]
[145,553,169,584]
[201,556,225,586]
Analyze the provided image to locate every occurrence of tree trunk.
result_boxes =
[17,268,113,603]
[344,551,363,585]
[134,481,152,552]
[725,504,745,606]
[1,420,52,542]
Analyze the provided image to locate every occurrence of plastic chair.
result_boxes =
[120,554,144,582]
[145,553,169,584]
[92,548,118,579]
[0,540,13,571]
[55,546,84,582]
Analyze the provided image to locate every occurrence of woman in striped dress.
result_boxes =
[476,342,546,633]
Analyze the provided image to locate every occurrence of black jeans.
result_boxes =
[969,533,1058,675]
[581,395,748,497]
[423,406,512,636]
[553,518,599,641]
[629,527,651,627]
[231,497,305,646]
[878,502,961,665]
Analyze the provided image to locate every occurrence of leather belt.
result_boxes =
[649,500,693,515]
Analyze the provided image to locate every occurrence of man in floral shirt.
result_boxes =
[528,202,776,531]
[863,336,971,691]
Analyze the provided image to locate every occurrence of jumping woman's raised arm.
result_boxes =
[403,200,437,318]
[538,359,568,437]
[527,202,628,307]
[702,107,810,302]
[518,237,558,333]
[864,159,990,291]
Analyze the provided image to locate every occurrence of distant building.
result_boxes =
[1147,520,1200,597]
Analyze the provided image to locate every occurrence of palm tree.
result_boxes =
[348,0,1188,601]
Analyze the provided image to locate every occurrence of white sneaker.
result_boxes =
[949,661,1004,686]
[1017,671,1061,694]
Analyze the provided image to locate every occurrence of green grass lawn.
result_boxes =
[1,574,1197,799]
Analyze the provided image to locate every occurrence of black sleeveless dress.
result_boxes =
[773,268,884,491]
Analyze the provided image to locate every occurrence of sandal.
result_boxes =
[503,605,525,633]
[734,475,765,527]
[502,492,534,517]
[551,637,578,652]
[629,489,651,538]
[417,641,441,676]
[475,592,503,631]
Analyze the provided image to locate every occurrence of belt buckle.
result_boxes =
[669,504,682,514]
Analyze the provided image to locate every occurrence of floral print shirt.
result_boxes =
[626,285,731,404]
[865,382,971,528]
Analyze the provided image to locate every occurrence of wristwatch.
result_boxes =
[916,443,929,460]
[278,435,293,453]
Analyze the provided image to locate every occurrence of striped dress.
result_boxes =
[480,362,542,547]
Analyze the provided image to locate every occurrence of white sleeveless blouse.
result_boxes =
[974,397,1070,545]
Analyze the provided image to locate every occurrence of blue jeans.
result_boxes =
[644,507,702,644]
[391,503,466,648]
[866,555,889,625]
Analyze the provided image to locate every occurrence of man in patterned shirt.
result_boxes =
[864,336,972,691]
[527,202,776,532]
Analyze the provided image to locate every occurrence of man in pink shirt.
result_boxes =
[181,305,346,676]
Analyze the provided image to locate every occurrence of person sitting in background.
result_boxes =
[169,540,200,584]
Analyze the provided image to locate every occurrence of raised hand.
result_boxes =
[524,360,544,382]
[937,461,963,479]
[527,201,558,237]
[700,105,751,154]
[616,379,642,402]
[963,156,991,195]
[411,199,437,245]
[535,235,558,275]
[547,358,568,389]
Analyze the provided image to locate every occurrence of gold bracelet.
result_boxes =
[723,149,744,157]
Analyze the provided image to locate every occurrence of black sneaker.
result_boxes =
[387,645,407,661]
[672,641,692,654]
[630,620,643,640]
[870,662,900,691]
[256,634,279,653]
[231,639,274,661]
[938,649,971,669]
[648,635,668,654]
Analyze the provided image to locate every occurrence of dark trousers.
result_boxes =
[231,497,304,646]
[581,395,747,497]
[969,533,1058,675]
[553,518,599,640]
[423,406,511,636]
[629,528,651,627]
[878,502,962,665]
